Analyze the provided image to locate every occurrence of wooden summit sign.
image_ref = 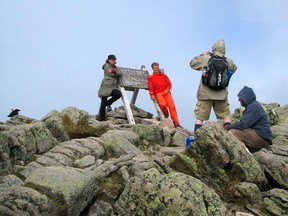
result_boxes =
[116,66,149,125]
[116,66,164,125]
[117,67,149,90]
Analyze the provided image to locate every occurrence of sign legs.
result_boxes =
[119,86,135,125]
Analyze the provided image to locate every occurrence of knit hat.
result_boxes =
[108,54,116,60]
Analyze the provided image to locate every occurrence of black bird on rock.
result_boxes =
[7,109,20,117]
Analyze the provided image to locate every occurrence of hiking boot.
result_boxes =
[106,105,112,112]
[194,124,202,132]
[96,115,105,122]
[175,124,183,128]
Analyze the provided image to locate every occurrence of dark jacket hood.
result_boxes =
[212,39,226,57]
[237,86,256,105]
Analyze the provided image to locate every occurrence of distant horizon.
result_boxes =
[1,1,287,130]
[2,99,286,125]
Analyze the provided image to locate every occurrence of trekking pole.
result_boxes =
[153,100,165,121]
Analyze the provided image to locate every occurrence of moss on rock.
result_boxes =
[115,168,227,215]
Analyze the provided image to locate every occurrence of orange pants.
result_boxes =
[156,92,179,125]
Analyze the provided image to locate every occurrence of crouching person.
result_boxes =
[226,86,272,153]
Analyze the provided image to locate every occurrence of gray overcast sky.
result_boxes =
[1,0,287,131]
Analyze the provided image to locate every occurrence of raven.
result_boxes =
[7,109,20,117]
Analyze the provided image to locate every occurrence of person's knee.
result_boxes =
[101,97,107,103]
[216,111,230,120]
[115,89,122,98]
[160,105,168,113]
[229,129,245,143]
[158,101,167,107]
[111,89,121,101]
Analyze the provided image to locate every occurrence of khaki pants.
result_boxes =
[230,128,270,152]
[194,99,230,120]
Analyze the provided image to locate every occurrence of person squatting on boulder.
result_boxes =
[148,62,182,128]
[190,39,237,131]
[225,86,272,153]
[97,54,122,121]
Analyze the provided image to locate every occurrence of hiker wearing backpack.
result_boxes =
[97,54,122,121]
[148,62,182,128]
[225,86,272,153]
[190,39,237,131]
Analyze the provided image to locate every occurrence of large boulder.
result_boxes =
[114,168,227,215]
[25,166,98,216]
[5,115,39,125]
[262,103,280,126]
[170,122,267,197]
[254,148,288,190]
[0,185,61,215]
[260,188,288,215]
[238,188,288,215]
[170,130,188,147]
[0,122,57,176]
[19,137,105,178]
[60,106,109,138]
[101,130,141,146]
[272,117,288,139]
[42,110,70,142]
[234,182,262,201]
[107,105,153,121]
[130,124,164,146]
[102,136,142,159]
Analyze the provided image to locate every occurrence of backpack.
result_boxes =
[202,55,229,90]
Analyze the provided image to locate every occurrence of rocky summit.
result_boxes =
[0,104,287,216]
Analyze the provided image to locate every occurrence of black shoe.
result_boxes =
[96,116,105,122]
[194,124,202,132]
[106,105,112,112]
[223,122,231,130]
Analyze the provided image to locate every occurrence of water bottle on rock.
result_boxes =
[186,136,195,148]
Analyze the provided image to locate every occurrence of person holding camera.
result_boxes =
[190,39,237,131]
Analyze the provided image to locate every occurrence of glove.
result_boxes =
[224,122,232,130]
[111,67,117,73]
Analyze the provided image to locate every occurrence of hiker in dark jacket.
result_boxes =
[226,86,272,152]
[97,54,122,121]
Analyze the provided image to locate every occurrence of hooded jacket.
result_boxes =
[98,62,122,97]
[148,72,171,96]
[190,39,237,100]
[227,86,272,141]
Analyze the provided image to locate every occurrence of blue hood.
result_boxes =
[237,86,256,105]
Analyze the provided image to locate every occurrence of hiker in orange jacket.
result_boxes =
[148,62,182,128]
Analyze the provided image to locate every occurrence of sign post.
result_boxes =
[118,65,164,125]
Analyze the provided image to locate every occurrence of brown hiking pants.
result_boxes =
[230,128,270,152]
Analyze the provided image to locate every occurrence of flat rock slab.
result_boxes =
[25,166,98,216]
